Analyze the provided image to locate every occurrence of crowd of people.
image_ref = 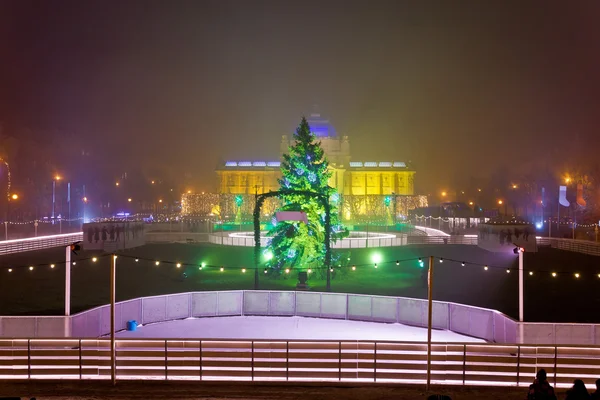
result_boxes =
[427,369,600,400]
[527,369,600,400]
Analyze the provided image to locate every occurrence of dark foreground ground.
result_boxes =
[1,242,599,322]
[0,381,551,400]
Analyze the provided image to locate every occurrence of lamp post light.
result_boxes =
[8,193,18,220]
[82,197,88,223]
[52,175,61,220]
[5,193,19,239]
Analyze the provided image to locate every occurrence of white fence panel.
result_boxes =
[269,291,295,315]
[192,292,218,317]
[243,291,269,315]
[0,232,83,255]
[216,291,243,316]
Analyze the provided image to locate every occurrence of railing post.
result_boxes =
[199,340,203,381]
[426,255,434,391]
[462,344,466,385]
[512,345,520,388]
[286,341,289,381]
[374,341,377,383]
[338,341,342,381]
[79,339,83,379]
[251,340,255,381]
[553,346,558,387]
[110,254,116,385]
[27,339,31,379]
[164,340,168,380]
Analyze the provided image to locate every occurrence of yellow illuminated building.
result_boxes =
[216,112,415,196]
[183,112,425,220]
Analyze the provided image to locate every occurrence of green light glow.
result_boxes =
[235,195,243,207]
[371,253,382,264]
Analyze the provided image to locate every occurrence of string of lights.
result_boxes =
[3,253,599,280]
[542,220,599,228]
[3,254,109,272]
[3,218,85,225]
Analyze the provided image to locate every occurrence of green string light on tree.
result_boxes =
[266,117,348,271]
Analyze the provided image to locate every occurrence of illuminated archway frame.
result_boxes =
[253,190,332,292]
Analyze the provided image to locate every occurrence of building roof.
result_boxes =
[306,113,336,138]
[219,161,281,169]
[348,161,411,169]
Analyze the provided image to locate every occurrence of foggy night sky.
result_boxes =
[1,0,599,192]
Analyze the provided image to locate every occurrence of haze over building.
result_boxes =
[183,112,427,222]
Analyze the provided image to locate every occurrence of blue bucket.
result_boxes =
[126,320,138,331]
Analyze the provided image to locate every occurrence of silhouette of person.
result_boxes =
[514,228,522,239]
[101,225,108,241]
[527,369,557,400]
[94,226,100,243]
[565,379,590,400]
[590,378,600,400]
[109,225,115,241]
[506,229,513,244]
[87,227,93,243]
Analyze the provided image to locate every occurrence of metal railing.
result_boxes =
[4,230,598,259]
[0,232,83,256]
[544,238,600,257]
[0,338,599,389]
[407,235,478,245]
[146,232,208,243]
[207,233,479,247]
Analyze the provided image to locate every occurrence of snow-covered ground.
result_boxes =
[116,316,484,342]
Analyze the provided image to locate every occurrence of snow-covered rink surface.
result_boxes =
[115,316,484,342]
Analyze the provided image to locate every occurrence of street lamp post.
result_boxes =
[498,199,505,216]
[83,197,88,223]
[7,193,18,223]
[52,180,56,219]
[67,182,72,227]
[391,192,397,228]
[52,176,61,221]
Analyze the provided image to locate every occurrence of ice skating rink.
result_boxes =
[115,315,484,342]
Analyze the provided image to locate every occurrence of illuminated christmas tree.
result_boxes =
[266,117,347,270]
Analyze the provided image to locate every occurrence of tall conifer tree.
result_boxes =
[266,117,347,270]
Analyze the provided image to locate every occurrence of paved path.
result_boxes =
[0,381,538,400]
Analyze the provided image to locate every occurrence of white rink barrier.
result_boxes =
[0,290,522,343]
[1,293,598,345]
